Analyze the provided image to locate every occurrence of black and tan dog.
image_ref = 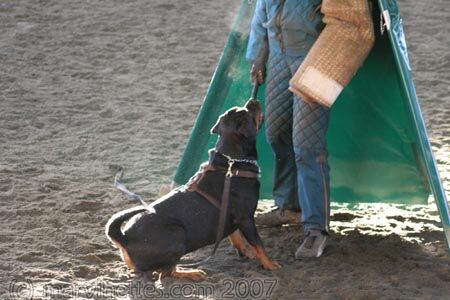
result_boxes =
[105,99,280,280]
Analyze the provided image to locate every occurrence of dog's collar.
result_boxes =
[218,152,258,166]
[215,152,259,178]
[215,151,259,169]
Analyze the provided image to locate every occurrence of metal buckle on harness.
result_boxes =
[226,160,235,177]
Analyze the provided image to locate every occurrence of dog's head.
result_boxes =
[211,99,263,138]
[211,99,263,157]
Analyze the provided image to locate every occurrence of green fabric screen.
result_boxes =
[173,0,449,249]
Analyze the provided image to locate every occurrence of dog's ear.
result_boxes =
[237,116,257,139]
[227,109,257,139]
[211,108,238,135]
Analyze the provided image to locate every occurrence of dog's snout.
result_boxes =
[245,99,260,110]
[245,99,262,117]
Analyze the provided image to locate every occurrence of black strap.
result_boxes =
[250,83,259,101]
[176,174,233,268]
[210,175,232,256]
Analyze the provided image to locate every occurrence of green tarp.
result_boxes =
[173,0,449,249]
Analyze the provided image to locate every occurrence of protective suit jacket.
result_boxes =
[246,0,323,63]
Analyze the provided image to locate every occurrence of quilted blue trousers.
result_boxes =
[265,53,331,232]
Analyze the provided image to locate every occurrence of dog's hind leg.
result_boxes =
[113,241,137,270]
[126,226,188,273]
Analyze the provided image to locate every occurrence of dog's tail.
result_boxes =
[105,206,147,247]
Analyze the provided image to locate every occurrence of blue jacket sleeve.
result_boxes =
[246,0,269,64]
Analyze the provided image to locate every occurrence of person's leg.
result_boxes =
[291,82,330,257]
[293,99,330,231]
[264,53,299,211]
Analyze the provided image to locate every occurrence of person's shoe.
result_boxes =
[295,229,328,258]
[255,208,300,227]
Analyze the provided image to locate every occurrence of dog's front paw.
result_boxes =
[243,248,256,259]
[235,247,256,259]
[171,268,207,281]
[262,260,282,270]
[186,270,207,281]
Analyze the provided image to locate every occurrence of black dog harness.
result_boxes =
[185,159,259,209]
[183,152,260,262]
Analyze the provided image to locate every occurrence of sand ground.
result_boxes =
[0,0,449,299]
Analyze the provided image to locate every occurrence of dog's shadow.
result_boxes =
[125,242,277,299]
[125,217,449,299]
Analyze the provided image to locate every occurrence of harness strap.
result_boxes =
[185,163,258,210]
[211,175,232,256]
[182,162,258,261]
[187,182,221,209]
[229,169,259,178]
[176,156,260,268]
